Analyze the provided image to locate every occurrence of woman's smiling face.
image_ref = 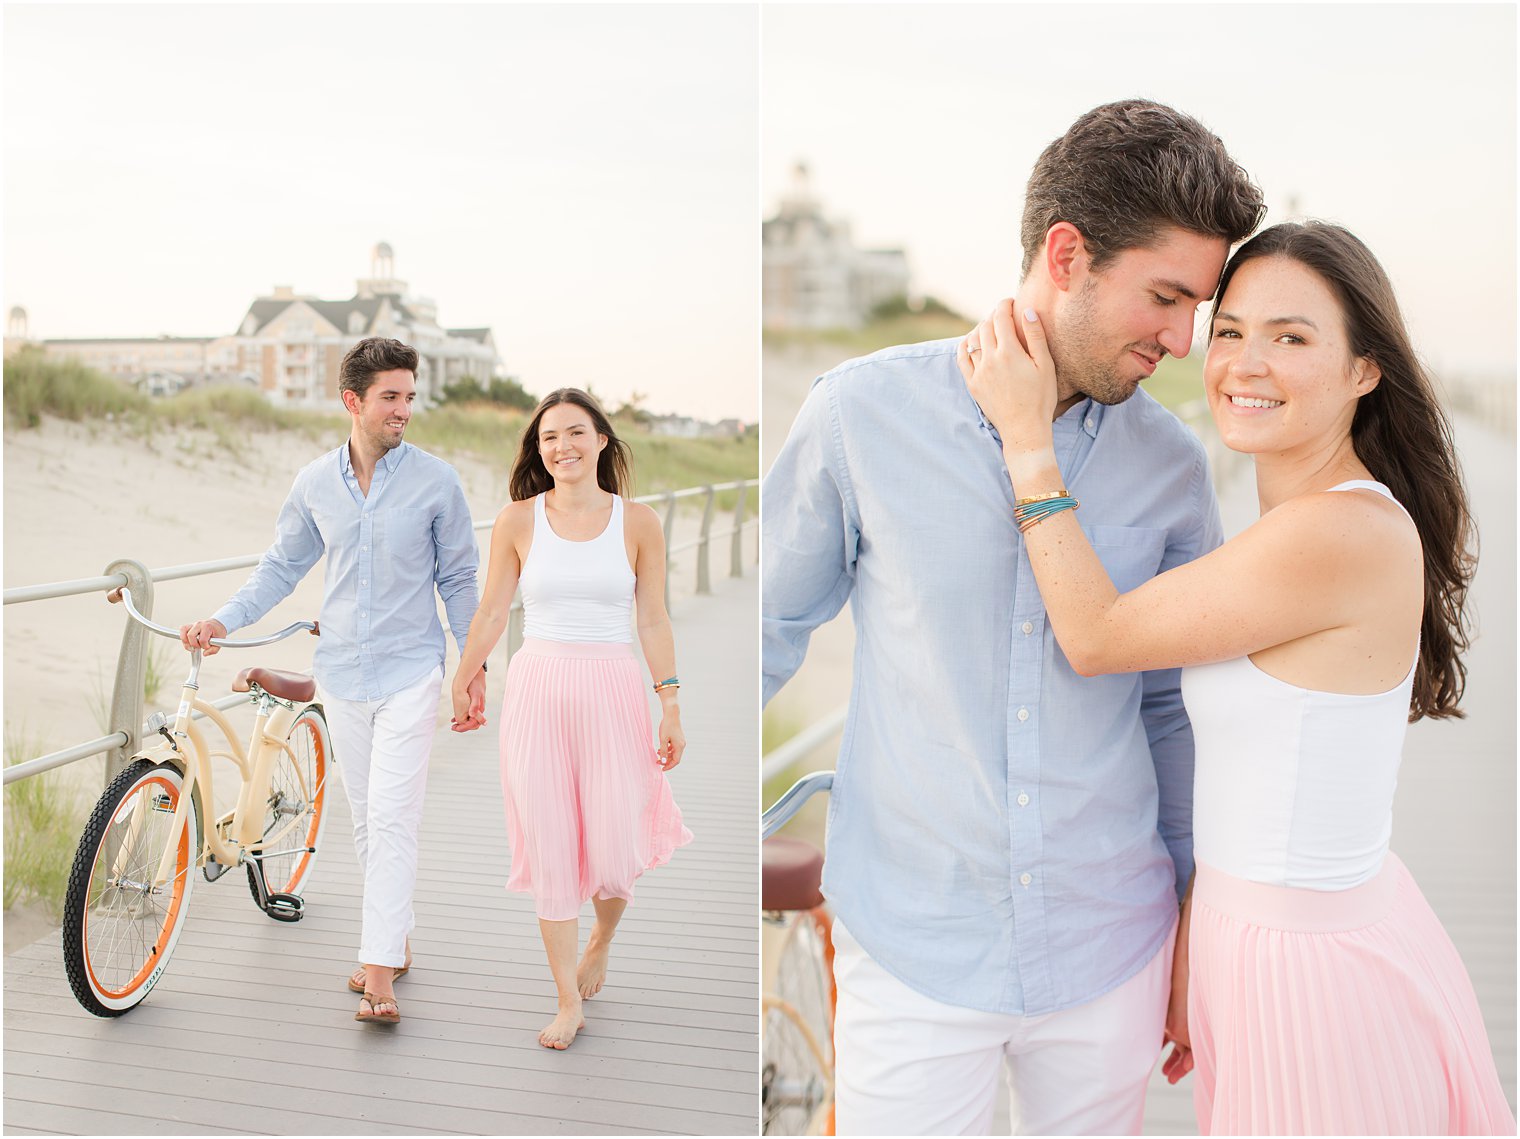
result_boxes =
[538,401,607,483]
[1204,254,1380,456]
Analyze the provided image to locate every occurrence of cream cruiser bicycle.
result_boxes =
[62,586,333,1017]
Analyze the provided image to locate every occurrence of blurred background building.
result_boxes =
[762,163,910,330]
[13,243,503,406]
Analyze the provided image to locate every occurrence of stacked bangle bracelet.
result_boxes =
[653,675,681,693]
[1014,490,1079,532]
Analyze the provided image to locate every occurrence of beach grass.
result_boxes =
[4,355,757,493]
[3,347,149,428]
[3,726,88,917]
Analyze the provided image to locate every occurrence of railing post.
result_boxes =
[662,492,678,611]
[696,486,716,595]
[729,483,747,579]
[103,558,153,788]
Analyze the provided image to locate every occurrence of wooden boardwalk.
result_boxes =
[3,572,759,1136]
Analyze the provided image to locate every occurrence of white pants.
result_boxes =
[833,917,1173,1136]
[319,665,443,968]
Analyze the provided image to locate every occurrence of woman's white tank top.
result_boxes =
[519,493,636,644]
[1185,480,1418,890]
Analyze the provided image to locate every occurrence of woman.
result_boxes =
[451,387,692,1050]
[960,222,1513,1134]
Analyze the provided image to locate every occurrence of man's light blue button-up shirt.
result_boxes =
[213,442,479,702]
[763,339,1223,1015]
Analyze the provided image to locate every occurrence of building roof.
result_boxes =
[447,328,493,343]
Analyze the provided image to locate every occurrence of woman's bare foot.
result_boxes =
[538,999,585,1049]
[577,933,613,999]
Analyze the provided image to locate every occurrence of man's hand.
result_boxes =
[180,618,228,656]
[1162,900,1194,1084]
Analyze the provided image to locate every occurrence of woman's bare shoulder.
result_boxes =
[494,497,535,535]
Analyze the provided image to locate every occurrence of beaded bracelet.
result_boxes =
[1014,495,1079,532]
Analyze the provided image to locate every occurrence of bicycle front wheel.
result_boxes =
[247,705,331,906]
[762,907,836,1135]
[62,758,198,1017]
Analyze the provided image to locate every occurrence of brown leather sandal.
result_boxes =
[355,991,401,1024]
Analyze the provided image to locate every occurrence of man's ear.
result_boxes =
[341,389,360,415]
[1043,222,1088,293]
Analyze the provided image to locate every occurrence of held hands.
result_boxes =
[956,300,1059,456]
[179,618,228,656]
[449,669,488,733]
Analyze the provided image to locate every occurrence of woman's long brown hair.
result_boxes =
[1214,222,1476,721]
[509,388,633,501]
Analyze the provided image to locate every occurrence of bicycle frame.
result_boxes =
[137,671,310,889]
[107,588,320,890]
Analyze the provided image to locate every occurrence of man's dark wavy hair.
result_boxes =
[1020,99,1266,277]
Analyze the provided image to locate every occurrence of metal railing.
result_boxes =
[3,479,758,787]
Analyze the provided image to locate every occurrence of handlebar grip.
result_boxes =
[310,621,320,637]
[106,587,124,604]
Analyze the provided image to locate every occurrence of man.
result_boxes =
[762,100,1265,1134]
[182,337,486,1023]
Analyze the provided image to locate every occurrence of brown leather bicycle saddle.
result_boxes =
[762,835,825,911]
[233,668,315,703]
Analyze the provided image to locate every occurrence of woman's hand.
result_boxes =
[657,711,686,771]
[449,670,487,733]
[957,299,1059,456]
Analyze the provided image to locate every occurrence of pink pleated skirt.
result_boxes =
[499,639,692,922]
[1190,854,1515,1135]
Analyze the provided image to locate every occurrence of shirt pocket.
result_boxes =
[378,507,436,587]
[1080,523,1168,593]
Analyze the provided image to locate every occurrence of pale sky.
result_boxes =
[5,4,760,422]
[762,3,1516,381]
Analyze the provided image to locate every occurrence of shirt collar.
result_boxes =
[339,440,408,478]
[969,391,1103,441]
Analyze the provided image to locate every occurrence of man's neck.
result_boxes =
[347,435,388,483]
[1011,280,1083,421]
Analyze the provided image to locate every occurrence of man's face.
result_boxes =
[1048,226,1230,406]
[348,368,416,450]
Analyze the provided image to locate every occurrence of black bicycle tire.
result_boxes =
[62,758,198,1018]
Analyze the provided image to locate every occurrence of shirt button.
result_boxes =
[1017,707,1030,722]
[361,580,367,586]
[1017,792,1030,807]
[1085,416,1095,430]
[1021,621,1034,635]
[1019,872,1033,887]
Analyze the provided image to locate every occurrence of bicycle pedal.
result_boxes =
[264,892,304,922]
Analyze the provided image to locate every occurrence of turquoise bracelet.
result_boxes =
[1014,495,1079,532]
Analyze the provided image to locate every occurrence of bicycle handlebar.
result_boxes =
[108,586,318,649]
[761,770,834,840]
